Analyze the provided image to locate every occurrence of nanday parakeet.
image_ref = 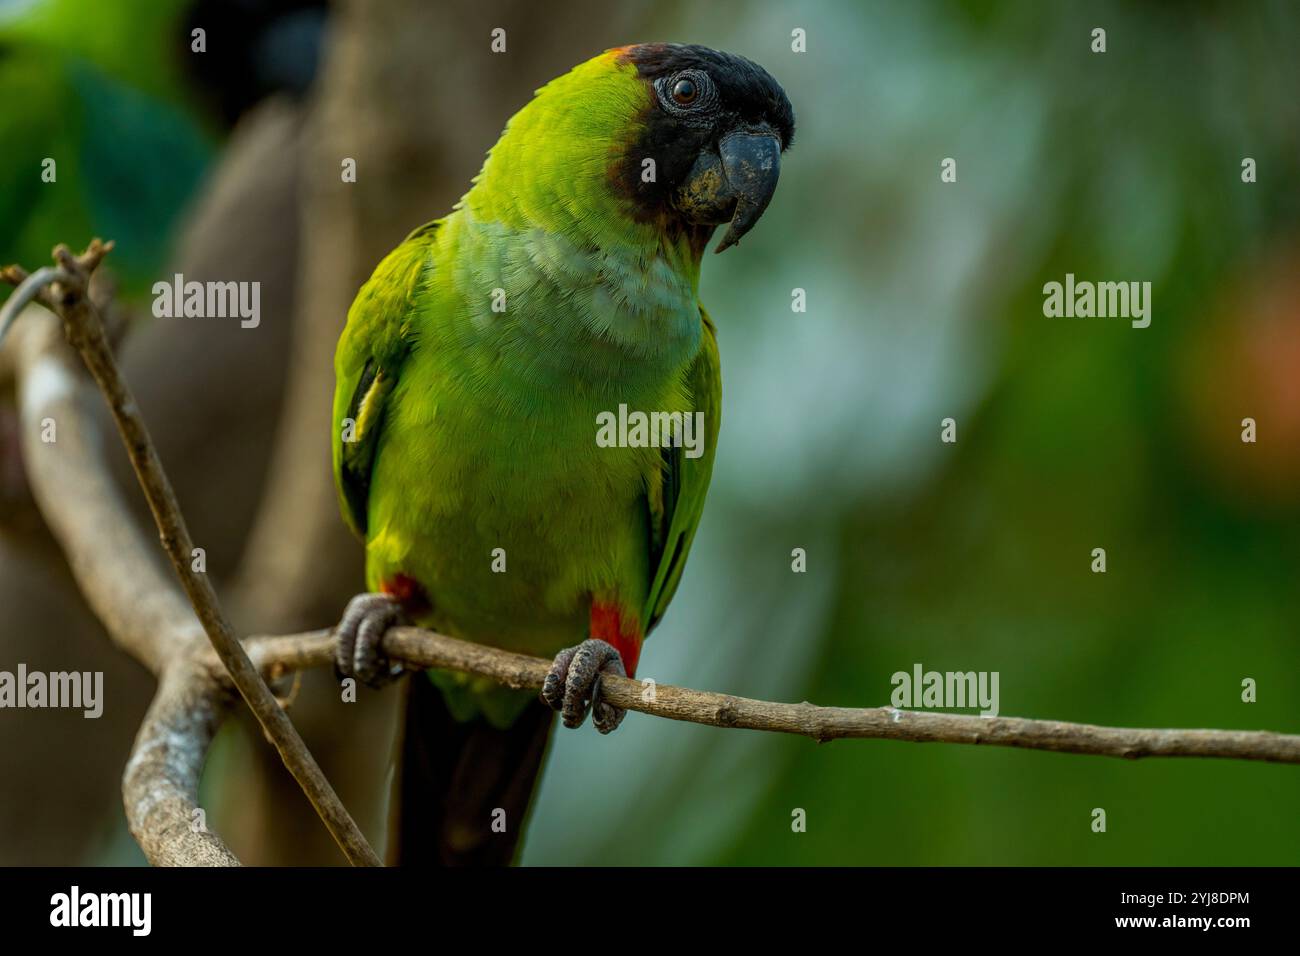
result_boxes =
[330,43,794,865]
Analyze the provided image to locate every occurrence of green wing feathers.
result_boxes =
[332,222,439,538]
[643,308,722,634]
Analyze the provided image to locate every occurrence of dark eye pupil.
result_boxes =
[672,78,697,104]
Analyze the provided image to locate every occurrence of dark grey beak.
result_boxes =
[713,128,782,253]
[675,124,783,253]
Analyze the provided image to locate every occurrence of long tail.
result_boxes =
[389,674,555,866]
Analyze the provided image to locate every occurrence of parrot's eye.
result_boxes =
[671,77,698,106]
[657,70,714,119]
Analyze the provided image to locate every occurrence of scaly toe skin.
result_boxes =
[335,593,406,688]
[591,678,625,735]
[541,638,626,732]
[540,645,578,712]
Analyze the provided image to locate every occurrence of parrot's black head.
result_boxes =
[615,43,795,252]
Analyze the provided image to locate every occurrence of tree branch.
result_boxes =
[242,627,1300,765]
[4,297,240,864]
[3,242,380,867]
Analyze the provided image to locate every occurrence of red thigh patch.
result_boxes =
[590,601,642,678]
[380,573,431,615]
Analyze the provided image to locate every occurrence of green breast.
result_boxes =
[363,209,701,659]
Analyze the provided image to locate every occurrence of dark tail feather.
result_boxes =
[390,674,555,866]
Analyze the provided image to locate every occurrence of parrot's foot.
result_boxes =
[541,638,627,734]
[334,592,406,688]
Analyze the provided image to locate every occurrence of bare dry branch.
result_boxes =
[6,300,238,863]
[123,662,243,866]
[0,266,66,344]
[242,627,1300,765]
[3,242,380,867]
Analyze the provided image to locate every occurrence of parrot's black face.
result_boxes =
[617,43,795,252]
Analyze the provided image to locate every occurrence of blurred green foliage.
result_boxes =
[0,0,212,293]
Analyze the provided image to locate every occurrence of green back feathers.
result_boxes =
[332,222,438,538]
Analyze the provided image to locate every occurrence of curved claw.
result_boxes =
[541,638,627,733]
[335,592,406,688]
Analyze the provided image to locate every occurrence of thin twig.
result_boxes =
[0,265,65,345]
[2,241,381,867]
[243,627,1300,765]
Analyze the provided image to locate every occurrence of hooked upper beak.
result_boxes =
[675,124,783,253]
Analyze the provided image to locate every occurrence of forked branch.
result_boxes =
[3,241,380,867]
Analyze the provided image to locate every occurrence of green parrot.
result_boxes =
[331,43,794,865]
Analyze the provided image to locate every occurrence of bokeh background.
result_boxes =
[1,0,1297,865]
